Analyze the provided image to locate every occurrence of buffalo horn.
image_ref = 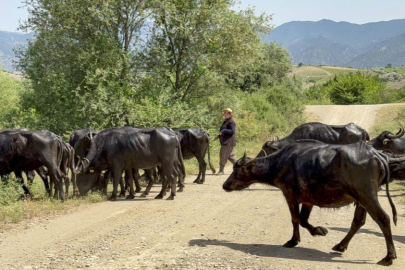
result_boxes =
[388,155,405,163]
[387,127,404,139]
[237,148,248,166]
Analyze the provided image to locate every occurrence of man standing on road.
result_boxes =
[213,108,237,174]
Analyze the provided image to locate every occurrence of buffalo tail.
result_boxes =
[380,152,397,226]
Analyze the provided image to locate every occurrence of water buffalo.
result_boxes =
[172,128,215,184]
[76,127,184,201]
[369,127,405,154]
[257,122,369,157]
[49,142,77,198]
[223,140,397,266]
[0,130,66,200]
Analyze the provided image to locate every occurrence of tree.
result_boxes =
[140,0,272,102]
[327,72,385,104]
[386,63,393,68]
[298,62,303,67]
[17,0,153,134]
[224,42,292,93]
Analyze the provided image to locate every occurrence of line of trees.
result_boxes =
[2,0,304,140]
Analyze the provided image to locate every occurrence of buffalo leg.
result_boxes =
[332,204,366,253]
[102,171,110,195]
[15,171,31,200]
[155,175,168,199]
[283,201,300,248]
[36,168,50,196]
[300,203,328,236]
[125,169,135,200]
[133,169,142,192]
[119,175,126,197]
[140,170,155,197]
[48,168,64,201]
[362,199,396,265]
[110,167,122,201]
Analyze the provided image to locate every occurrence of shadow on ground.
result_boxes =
[189,239,373,265]
[330,227,405,245]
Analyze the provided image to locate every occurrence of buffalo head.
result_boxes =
[223,149,258,191]
[369,127,405,154]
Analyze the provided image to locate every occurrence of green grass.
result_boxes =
[370,104,405,137]
[372,67,405,75]
[292,65,405,90]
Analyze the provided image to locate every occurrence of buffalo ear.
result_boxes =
[245,160,257,170]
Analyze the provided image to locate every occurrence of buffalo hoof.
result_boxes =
[135,187,142,192]
[24,194,32,201]
[177,187,184,192]
[166,196,175,200]
[109,196,117,201]
[155,194,164,199]
[377,255,396,266]
[312,226,328,236]
[283,240,299,248]
[140,193,147,198]
[193,179,201,184]
[126,194,135,200]
[332,243,347,253]
[119,192,126,197]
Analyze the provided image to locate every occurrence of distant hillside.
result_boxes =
[0,31,33,71]
[266,19,405,68]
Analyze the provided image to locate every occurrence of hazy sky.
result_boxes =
[1,0,405,32]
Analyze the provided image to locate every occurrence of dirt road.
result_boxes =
[1,169,405,270]
[2,105,405,269]
[306,103,405,131]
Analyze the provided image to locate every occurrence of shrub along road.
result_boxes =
[2,104,405,269]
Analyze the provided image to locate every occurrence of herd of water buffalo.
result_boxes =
[2,122,405,265]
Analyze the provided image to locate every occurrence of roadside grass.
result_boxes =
[370,104,405,137]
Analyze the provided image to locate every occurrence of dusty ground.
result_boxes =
[305,103,405,131]
[2,104,405,269]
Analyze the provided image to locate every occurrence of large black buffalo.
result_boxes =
[223,140,397,266]
[172,127,215,184]
[0,130,66,200]
[76,127,184,201]
[257,122,369,157]
[369,127,405,154]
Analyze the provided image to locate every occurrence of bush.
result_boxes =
[305,72,385,105]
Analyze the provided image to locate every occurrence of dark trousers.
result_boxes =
[219,145,237,166]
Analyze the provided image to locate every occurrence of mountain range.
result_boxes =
[265,19,405,68]
[0,31,33,71]
[2,19,405,71]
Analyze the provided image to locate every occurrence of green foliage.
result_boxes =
[237,78,305,141]
[0,71,29,129]
[386,63,393,68]
[225,42,292,93]
[305,72,386,105]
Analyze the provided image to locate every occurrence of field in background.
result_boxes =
[291,65,405,90]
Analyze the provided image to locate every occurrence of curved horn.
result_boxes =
[387,127,404,139]
[90,132,93,140]
[237,148,248,166]
[388,155,405,163]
